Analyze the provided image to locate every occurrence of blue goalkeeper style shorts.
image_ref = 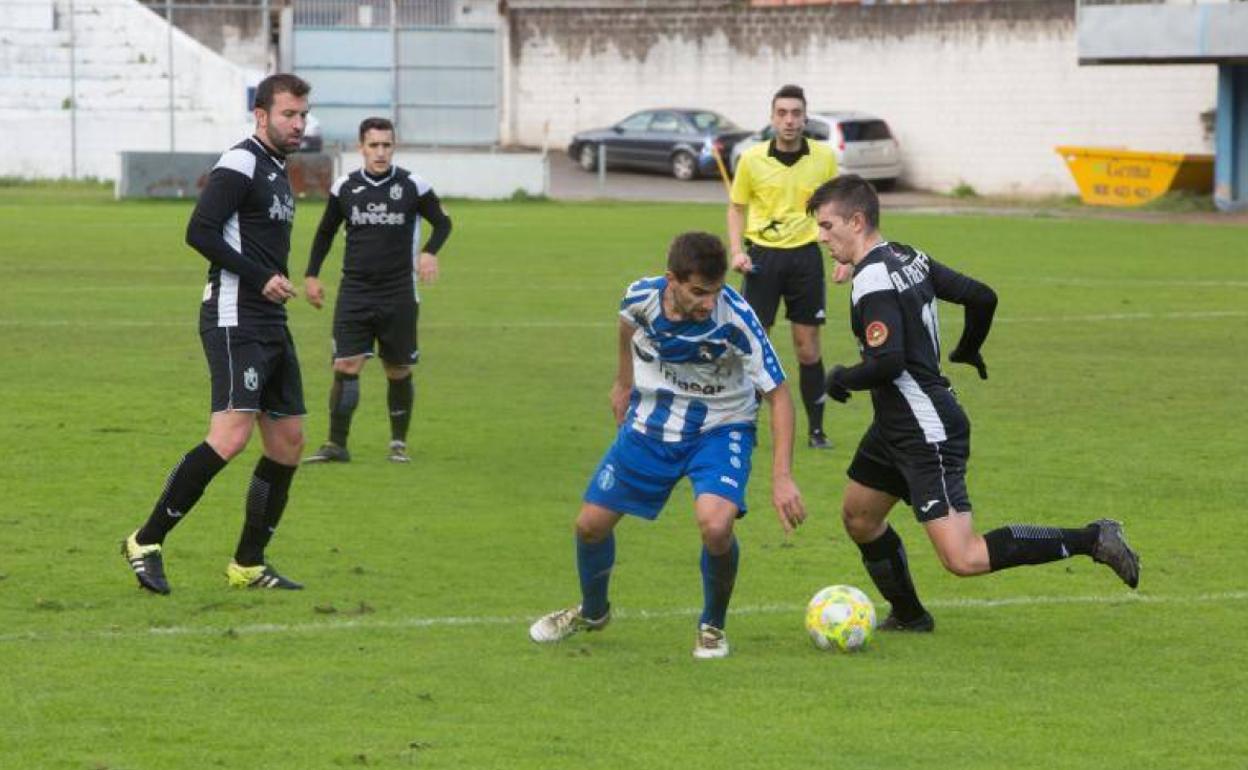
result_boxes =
[583,424,756,520]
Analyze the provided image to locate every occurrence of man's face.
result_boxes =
[255,91,308,156]
[770,97,806,145]
[814,201,861,265]
[360,129,396,175]
[666,272,724,322]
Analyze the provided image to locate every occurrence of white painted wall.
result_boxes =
[337,150,549,199]
[510,19,1216,195]
[0,0,261,180]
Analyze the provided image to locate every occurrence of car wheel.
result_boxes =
[671,151,697,181]
[578,143,599,172]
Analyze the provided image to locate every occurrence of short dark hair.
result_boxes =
[806,174,880,230]
[667,232,727,282]
[772,84,806,109]
[253,73,311,112]
[358,117,395,142]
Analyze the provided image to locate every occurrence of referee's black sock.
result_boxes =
[856,525,928,623]
[387,374,414,444]
[234,456,297,567]
[135,442,227,545]
[798,359,826,435]
[984,524,1097,572]
[328,371,360,448]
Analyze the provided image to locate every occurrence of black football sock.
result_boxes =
[328,371,360,448]
[856,525,928,622]
[135,442,228,545]
[387,374,414,443]
[798,359,826,435]
[234,456,297,567]
[984,524,1097,572]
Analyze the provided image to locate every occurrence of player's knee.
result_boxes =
[209,430,251,460]
[574,515,609,544]
[333,357,365,375]
[697,519,734,552]
[385,364,411,380]
[840,505,873,540]
[795,343,821,366]
[936,547,978,577]
[285,432,306,460]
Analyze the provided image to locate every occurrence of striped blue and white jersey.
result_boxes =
[619,276,785,442]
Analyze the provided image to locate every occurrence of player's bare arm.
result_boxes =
[610,318,636,425]
[727,202,752,273]
[763,383,805,532]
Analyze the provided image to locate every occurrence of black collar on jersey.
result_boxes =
[853,241,893,275]
[361,167,397,186]
[248,136,286,169]
[768,137,810,167]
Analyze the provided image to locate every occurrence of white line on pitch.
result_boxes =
[1,591,1244,644]
[1,309,1245,331]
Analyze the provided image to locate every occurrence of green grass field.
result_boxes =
[1,185,1246,769]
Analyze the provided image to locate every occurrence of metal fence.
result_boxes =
[294,0,456,27]
[291,0,499,147]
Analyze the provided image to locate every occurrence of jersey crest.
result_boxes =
[865,320,889,347]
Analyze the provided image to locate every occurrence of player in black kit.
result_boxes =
[807,175,1140,631]
[120,74,312,594]
[303,117,452,464]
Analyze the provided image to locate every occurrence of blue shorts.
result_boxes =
[583,424,756,520]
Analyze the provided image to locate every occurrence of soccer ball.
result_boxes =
[805,584,876,652]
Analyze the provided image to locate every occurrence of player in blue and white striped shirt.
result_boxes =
[529,232,806,659]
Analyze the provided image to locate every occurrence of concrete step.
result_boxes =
[0,29,71,46]
[0,46,73,68]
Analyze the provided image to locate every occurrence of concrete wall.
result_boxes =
[0,0,261,180]
[337,150,550,199]
[504,0,1217,195]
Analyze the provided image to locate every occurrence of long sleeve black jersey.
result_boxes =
[843,241,997,444]
[305,166,451,297]
[189,137,296,332]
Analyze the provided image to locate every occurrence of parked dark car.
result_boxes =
[568,109,752,181]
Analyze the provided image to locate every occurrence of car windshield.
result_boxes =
[689,112,737,132]
[840,120,893,142]
[805,121,831,141]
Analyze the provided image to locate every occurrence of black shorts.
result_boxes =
[202,325,305,416]
[846,422,972,522]
[332,290,420,366]
[740,241,826,327]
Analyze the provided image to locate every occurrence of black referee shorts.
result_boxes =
[332,289,420,366]
[201,325,306,417]
[741,240,826,328]
[847,422,972,522]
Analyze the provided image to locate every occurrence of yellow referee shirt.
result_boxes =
[730,138,837,249]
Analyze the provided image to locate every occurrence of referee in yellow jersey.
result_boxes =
[728,84,839,449]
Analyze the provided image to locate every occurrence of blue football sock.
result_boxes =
[699,538,739,629]
[577,533,615,620]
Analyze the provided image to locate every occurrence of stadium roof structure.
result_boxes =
[1076,0,1248,212]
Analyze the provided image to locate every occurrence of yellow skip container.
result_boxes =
[1056,146,1214,207]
